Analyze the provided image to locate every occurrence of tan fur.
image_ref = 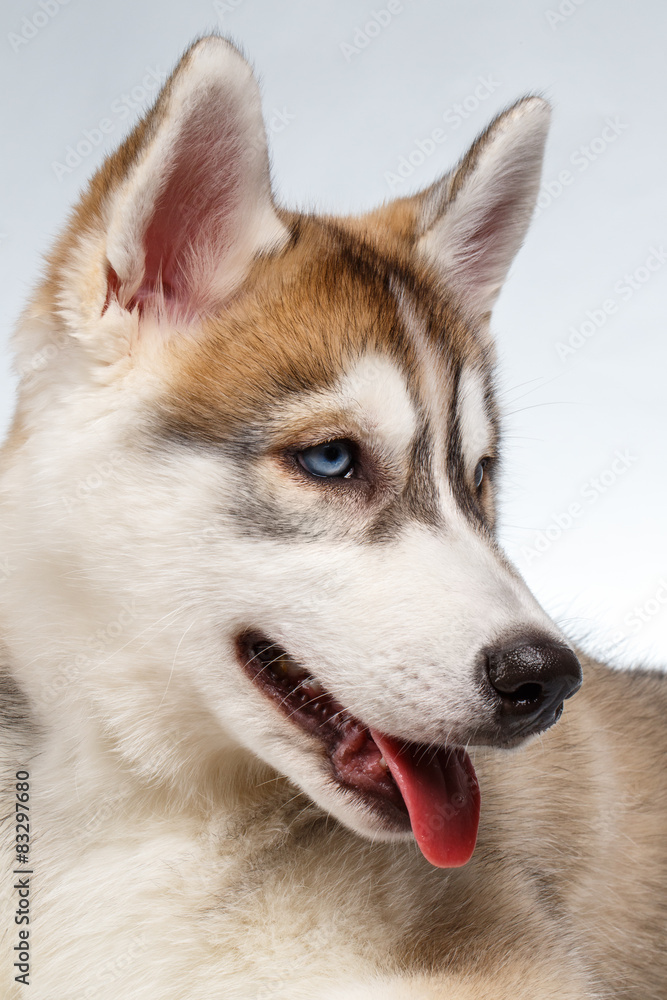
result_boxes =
[156,215,479,438]
[1,36,665,1000]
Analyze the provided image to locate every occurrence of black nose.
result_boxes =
[486,637,582,737]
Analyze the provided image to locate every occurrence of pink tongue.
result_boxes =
[371,731,480,868]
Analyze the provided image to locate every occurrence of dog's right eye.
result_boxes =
[297,440,355,479]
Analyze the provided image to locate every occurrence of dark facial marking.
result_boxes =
[446,364,497,529]
[365,424,442,543]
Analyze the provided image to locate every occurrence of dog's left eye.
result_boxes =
[298,440,355,479]
[474,459,488,489]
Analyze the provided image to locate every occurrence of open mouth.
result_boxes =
[237,632,481,868]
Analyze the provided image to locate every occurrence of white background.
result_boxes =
[1,0,666,663]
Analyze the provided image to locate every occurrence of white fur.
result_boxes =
[458,364,495,464]
[275,353,418,461]
[334,354,418,455]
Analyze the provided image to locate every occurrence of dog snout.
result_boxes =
[485,637,582,738]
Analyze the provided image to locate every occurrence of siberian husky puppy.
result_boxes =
[0,35,665,1000]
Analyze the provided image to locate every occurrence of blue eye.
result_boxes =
[298,440,355,479]
[474,459,487,489]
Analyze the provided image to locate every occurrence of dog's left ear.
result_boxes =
[417,97,550,321]
[375,98,550,323]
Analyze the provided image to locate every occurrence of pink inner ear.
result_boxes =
[460,195,526,282]
[126,88,245,320]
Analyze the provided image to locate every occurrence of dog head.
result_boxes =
[5,37,581,865]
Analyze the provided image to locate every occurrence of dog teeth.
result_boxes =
[308,679,324,695]
[379,756,388,770]
[275,654,303,681]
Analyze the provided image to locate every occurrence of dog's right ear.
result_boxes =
[45,36,288,355]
